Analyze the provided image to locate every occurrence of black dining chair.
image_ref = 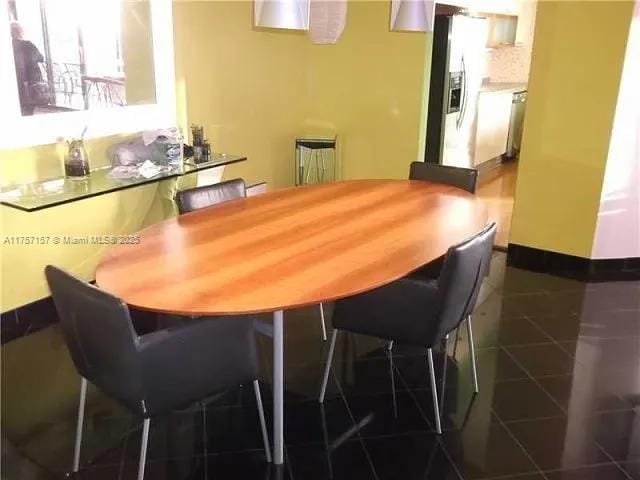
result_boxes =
[176,178,330,341]
[409,161,478,194]
[383,161,480,353]
[175,178,247,214]
[45,266,271,480]
[318,223,497,433]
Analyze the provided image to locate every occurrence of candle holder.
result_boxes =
[64,138,90,179]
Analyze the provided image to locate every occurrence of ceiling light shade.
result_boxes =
[390,0,435,32]
[255,0,310,30]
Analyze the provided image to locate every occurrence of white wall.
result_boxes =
[591,0,640,259]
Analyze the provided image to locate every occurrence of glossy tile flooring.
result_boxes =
[2,253,639,479]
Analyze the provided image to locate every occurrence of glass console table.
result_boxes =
[0,153,246,212]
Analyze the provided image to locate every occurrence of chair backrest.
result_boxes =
[409,161,478,194]
[176,178,246,214]
[432,223,496,342]
[45,266,144,412]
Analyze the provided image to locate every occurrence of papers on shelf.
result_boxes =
[108,166,140,180]
[138,160,163,179]
[108,160,169,180]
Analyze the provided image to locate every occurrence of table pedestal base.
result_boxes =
[273,310,284,464]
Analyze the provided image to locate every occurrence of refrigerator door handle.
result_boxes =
[457,55,468,130]
[455,59,463,129]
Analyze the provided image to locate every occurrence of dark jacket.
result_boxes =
[12,39,45,112]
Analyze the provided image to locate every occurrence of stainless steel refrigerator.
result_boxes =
[425,14,488,168]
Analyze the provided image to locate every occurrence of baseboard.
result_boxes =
[6,242,632,345]
[507,243,640,282]
[476,156,506,183]
[1,295,58,345]
[3,183,270,345]
[1,285,161,345]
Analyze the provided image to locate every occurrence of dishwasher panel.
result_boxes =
[506,90,527,158]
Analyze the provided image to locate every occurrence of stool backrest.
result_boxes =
[432,223,496,341]
[45,266,144,412]
[409,162,478,194]
[176,178,246,214]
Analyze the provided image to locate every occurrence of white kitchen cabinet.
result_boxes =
[515,0,537,45]
[470,0,537,47]
[485,14,518,47]
[473,91,512,165]
[436,0,470,9]
[470,0,518,15]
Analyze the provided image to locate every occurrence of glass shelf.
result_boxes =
[0,153,246,212]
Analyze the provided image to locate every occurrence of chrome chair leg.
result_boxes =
[137,418,150,480]
[319,303,327,341]
[72,377,88,472]
[466,315,479,393]
[320,150,326,183]
[305,150,314,184]
[389,347,398,418]
[319,329,338,403]
[452,328,460,359]
[319,404,334,478]
[253,380,272,462]
[202,403,208,479]
[387,340,394,351]
[427,348,442,434]
[441,335,449,410]
[315,150,321,183]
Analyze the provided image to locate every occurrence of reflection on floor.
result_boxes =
[477,161,518,250]
[2,253,639,480]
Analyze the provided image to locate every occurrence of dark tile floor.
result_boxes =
[2,253,639,479]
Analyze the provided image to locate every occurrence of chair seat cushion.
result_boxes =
[137,316,259,416]
[332,277,440,347]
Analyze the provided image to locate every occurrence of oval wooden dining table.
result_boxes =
[96,179,488,464]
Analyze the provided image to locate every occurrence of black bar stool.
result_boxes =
[295,137,337,186]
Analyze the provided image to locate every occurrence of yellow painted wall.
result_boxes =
[174,1,430,185]
[173,1,311,188]
[0,134,176,311]
[0,1,311,311]
[306,1,430,180]
[510,1,634,257]
[1,0,431,312]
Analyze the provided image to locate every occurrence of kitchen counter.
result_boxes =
[480,82,528,94]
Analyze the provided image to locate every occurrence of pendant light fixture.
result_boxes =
[255,0,310,30]
[390,0,435,32]
[308,0,347,45]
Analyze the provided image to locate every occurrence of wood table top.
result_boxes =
[96,179,488,315]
